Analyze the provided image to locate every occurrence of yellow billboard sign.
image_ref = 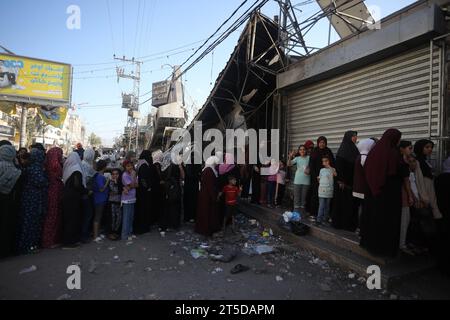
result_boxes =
[0,54,71,103]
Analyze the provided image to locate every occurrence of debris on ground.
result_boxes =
[124,260,135,268]
[211,267,223,274]
[348,273,356,279]
[56,293,71,300]
[319,283,332,292]
[19,265,37,274]
[276,275,283,282]
[178,260,185,266]
[255,245,274,255]
[190,248,208,259]
[88,260,97,273]
[230,264,250,274]
[144,267,152,272]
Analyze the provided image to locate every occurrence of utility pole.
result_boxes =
[114,55,142,153]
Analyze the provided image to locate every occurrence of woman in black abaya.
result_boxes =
[331,131,360,231]
[134,150,153,234]
[183,151,202,223]
[308,136,335,217]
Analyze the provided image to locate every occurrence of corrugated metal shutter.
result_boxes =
[287,45,443,154]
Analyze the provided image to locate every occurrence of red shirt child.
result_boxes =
[223,184,240,206]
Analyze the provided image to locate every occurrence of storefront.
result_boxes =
[277,0,450,170]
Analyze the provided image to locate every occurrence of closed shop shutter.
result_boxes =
[287,44,443,154]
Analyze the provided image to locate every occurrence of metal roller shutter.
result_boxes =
[287,45,443,154]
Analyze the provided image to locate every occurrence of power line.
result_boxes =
[176,0,268,81]
[176,0,251,74]
[105,0,116,55]
[122,0,125,55]
[133,0,142,57]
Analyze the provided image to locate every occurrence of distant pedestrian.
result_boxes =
[74,143,84,160]
[316,156,336,226]
[121,160,138,241]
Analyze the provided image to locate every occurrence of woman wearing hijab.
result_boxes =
[0,145,22,258]
[183,150,202,223]
[435,156,450,275]
[134,150,153,234]
[331,131,360,231]
[41,147,64,248]
[352,138,377,200]
[159,157,185,232]
[62,152,85,248]
[413,139,442,219]
[360,129,405,257]
[308,136,335,218]
[195,156,221,237]
[80,147,96,242]
[17,148,48,254]
[435,156,450,220]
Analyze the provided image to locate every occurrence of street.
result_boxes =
[1,212,449,300]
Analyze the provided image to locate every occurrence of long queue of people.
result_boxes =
[1,129,449,275]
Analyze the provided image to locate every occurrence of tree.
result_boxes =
[88,132,102,147]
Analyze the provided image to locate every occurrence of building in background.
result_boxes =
[0,110,17,146]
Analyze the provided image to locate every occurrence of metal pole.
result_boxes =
[19,105,27,148]
[428,40,434,138]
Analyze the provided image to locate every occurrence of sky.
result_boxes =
[1,0,417,146]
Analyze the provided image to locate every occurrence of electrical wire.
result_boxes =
[105,0,116,55]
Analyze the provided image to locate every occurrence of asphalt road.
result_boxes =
[0,214,448,300]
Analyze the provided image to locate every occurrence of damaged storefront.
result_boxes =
[278,0,450,170]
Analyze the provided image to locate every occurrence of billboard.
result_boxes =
[0,53,71,104]
[152,80,170,107]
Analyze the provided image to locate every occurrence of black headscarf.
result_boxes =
[336,131,359,163]
[139,150,153,165]
[414,139,434,179]
[309,136,335,178]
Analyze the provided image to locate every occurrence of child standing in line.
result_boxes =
[220,176,241,235]
[266,167,278,209]
[275,160,287,208]
[121,160,138,241]
[316,156,336,226]
[108,168,122,240]
[92,160,110,243]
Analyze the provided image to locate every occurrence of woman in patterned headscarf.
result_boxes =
[41,147,64,248]
[0,145,22,258]
[17,148,48,254]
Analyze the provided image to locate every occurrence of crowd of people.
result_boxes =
[0,129,449,275]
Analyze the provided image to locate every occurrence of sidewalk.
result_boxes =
[238,201,449,296]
